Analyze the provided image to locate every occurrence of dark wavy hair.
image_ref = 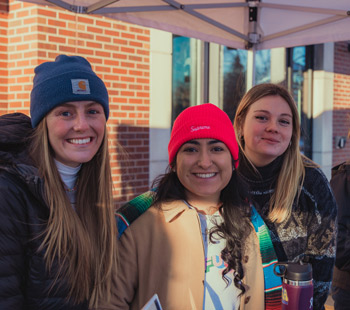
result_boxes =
[152,160,252,295]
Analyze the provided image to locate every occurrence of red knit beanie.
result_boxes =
[168,103,239,168]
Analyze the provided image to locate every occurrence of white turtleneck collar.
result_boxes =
[54,159,82,190]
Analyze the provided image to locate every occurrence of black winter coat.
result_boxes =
[0,113,88,310]
[331,161,350,291]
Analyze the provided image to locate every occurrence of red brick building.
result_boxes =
[1,0,350,208]
[333,42,350,166]
[0,0,151,207]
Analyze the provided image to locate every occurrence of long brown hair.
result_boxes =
[234,83,316,223]
[30,118,117,308]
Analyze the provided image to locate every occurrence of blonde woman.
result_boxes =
[0,55,118,309]
[234,83,337,310]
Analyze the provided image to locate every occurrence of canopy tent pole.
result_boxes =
[247,0,260,86]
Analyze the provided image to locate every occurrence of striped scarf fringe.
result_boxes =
[251,205,282,310]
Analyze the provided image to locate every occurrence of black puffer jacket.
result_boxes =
[0,113,88,309]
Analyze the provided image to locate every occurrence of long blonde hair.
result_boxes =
[30,118,117,308]
[234,83,316,223]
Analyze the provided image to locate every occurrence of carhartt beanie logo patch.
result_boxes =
[30,54,109,128]
[71,79,90,94]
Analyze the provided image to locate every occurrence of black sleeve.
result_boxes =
[0,172,29,309]
[304,168,337,310]
[330,163,350,272]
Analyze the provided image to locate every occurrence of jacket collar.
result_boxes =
[160,200,190,222]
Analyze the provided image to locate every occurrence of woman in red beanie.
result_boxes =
[104,103,269,310]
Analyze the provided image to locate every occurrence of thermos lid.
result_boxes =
[283,263,313,281]
[274,262,313,281]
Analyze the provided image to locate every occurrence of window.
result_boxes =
[255,49,271,85]
[171,36,313,160]
[287,46,314,158]
[172,36,198,123]
[222,47,247,121]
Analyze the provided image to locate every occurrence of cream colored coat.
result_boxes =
[100,200,265,310]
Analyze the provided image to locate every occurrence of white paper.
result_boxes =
[141,294,163,310]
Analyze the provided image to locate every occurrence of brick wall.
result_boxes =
[0,0,150,207]
[0,0,8,112]
[333,42,350,166]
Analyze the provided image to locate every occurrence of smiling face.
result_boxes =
[46,101,106,167]
[175,138,233,208]
[241,95,293,167]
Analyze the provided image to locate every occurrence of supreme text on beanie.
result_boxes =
[168,103,239,168]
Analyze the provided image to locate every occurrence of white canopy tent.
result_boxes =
[18,0,350,87]
[18,0,350,51]
[16,0,349,174]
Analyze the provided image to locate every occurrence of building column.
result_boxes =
[149,29,172,185]
[312,43,334,179]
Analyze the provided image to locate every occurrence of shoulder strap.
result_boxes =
[116,190,156,238]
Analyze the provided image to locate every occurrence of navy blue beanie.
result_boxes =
[30,55,109,128]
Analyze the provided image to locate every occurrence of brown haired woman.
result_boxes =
[0,55,118,309]
[105,103,272,310]
[234,83,337,310]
